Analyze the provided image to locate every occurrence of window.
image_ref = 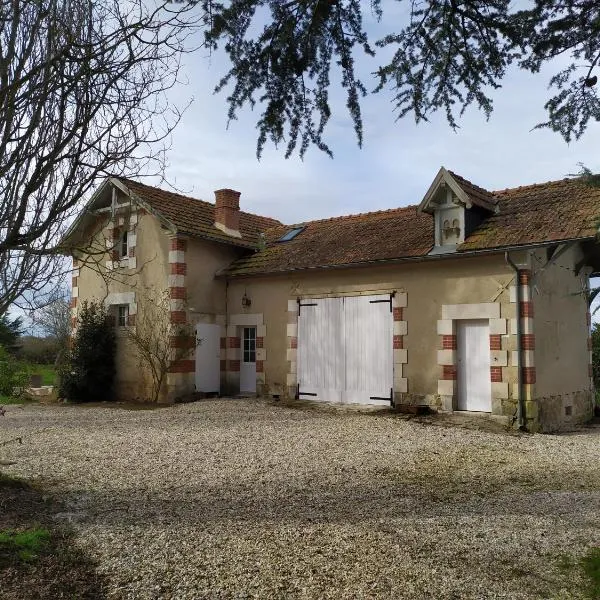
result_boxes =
[278,226,305,242]
[119,230,128,258]
[117,305,129,327]
[243,327,256,363]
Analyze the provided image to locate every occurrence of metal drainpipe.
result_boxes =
[505,252,525,429]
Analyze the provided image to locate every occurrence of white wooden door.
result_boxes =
[457,320,491,412]
[240,326,257,393]
[297,298,344,402]
[297,295,393,404]
[344,295,393,405]
[195,323,220,393]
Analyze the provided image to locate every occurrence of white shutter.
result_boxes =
[344,295,393,404]
[297,297,344,402]
[195,323,220,393]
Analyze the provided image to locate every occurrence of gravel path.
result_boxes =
[1,399,599,599]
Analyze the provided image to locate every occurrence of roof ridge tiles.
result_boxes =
[492,176,579,196]
[289,203,419,227]
[116,176,282,225]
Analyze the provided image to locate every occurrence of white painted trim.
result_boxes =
[393,321,408,336]
[71,287,78,298]
[394,376,408,393]
[169,274,186,287]
[286,323,298,337]
[442,303,500,320]
[229,313,264,326]
[490,350,508,367]
[489,318,507,335]
[286,348,297,362]
[437,319,454,335]
[393,349,407,364]
[170,299,185,312]
[437,350,456,365]
[438,380,455,396]
[393,292,407,308]
[128,257,137,270]
[257,324,267,337]
[169,250,185,264]
[105,292,135,306]
[521,317,534,335]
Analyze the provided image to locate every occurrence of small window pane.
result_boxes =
[117,305,128,327]
[120,230,128,258]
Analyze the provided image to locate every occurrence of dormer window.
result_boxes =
[418,167,498,255]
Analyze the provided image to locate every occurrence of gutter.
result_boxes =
[504,251,525,429]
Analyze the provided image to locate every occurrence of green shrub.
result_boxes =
[0,345,30,398]
[59,301,116,403]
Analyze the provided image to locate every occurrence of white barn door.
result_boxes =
[195,323,220,394]
[457,320,491,412]
[344,295,393,405]
[297,298,344,402]
[297,295,393,405]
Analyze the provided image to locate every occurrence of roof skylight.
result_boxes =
[278,226,305,242]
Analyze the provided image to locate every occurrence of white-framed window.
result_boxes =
[119,230,128,258]
[117,305,129,327]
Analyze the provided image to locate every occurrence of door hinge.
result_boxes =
[369,292,396,312]
[370,387,394,405]
[297,382,317,398]
[297,298,318,315]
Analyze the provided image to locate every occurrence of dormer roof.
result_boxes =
[418,167,498,214]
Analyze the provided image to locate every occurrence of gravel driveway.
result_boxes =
[1,399,599,599]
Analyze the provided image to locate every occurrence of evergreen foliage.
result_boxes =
[59,301,116,403]
[204,0,600,157]
[0,314,24,354]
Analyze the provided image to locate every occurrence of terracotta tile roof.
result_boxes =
[459,177,600,251]
[448,170,498,212]
[224,175,600,277]
[117,177,281,248]
[223,206,434,276]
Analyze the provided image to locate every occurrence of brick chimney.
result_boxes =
[214,188,242,238]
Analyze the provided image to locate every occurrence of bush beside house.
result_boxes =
[59,301,116,403]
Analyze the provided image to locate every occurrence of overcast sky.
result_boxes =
[155,13,600,226]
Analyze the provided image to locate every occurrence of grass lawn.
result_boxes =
[29,364,57,386]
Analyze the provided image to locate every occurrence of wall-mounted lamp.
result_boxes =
[242,291,252,308]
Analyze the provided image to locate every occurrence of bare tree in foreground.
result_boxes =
[31,287,71,364]
[126,289,196,403]
[0,0,199,314]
